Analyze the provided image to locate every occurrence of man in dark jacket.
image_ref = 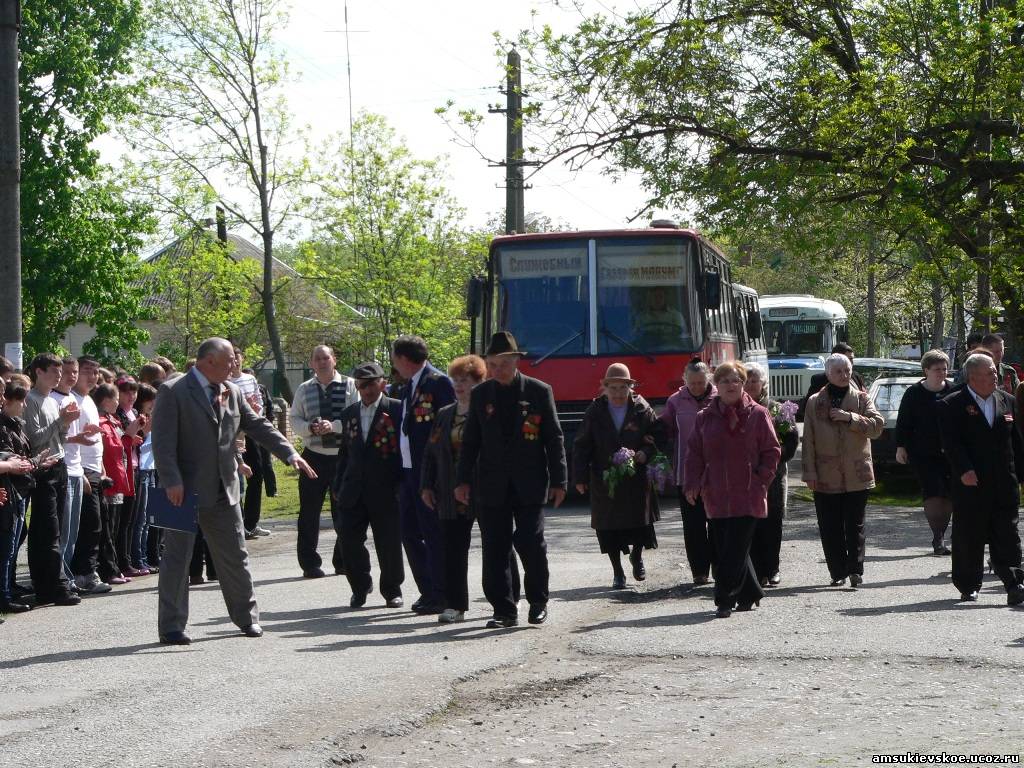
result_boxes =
[455,332,567,628]
[939,353,1024,605]
[333,363,405,609]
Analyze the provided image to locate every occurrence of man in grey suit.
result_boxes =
[152,337,317,645]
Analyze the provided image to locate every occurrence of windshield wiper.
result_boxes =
[531,328,585,367]
[600,327,656,363]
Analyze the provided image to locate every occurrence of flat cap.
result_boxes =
[352,361,386,380]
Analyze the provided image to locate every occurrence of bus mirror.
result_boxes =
[746,312,763,340]
[704,271,721,311]
[465,276,484,319]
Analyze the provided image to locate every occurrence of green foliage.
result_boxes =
[298,114,486,372]
[19,0,154,358]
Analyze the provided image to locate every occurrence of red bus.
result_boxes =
[466,221,766,438]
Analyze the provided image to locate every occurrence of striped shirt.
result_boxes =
[289,373,358,455]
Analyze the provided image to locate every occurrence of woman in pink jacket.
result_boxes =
[661,358,716,584]
[684,361,781,618]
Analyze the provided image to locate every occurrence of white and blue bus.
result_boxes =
[759,295,849,400]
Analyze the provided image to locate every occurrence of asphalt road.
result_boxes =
[2,496,1023,768]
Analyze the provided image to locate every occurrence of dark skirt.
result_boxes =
[596,524,657,554]
[910,455,951,500]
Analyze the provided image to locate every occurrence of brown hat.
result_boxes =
[485,331,526,357]
[601,363,636,385]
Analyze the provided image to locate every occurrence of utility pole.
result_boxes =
[0,0,20,368]
[490,48,540,234]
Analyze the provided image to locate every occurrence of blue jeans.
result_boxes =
[61,474,84,580]
[132,470,155,568]
[0,497,26,602]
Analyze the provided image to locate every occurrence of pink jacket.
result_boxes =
[660,384,717,487]
[683,393,781,519]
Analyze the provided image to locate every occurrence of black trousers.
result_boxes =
[339,495,404,600]
[190,525,217,580]
[478,492,547,618]
[751,505,784,580]
[711,516,763,609]
[679,489,715,580]
[441,516,521,613]
[242,437,268,531]
[814,490,869,580]
[115,494,135,571]
[71,475,102,578]
[951,492,1023,595]
[97,496,122,581]
[28,462,71,600]
[296,449,343,573]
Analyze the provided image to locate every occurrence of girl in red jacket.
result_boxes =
[93,384,135,585]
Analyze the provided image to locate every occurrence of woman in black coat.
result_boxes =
[744,363,799,586]
[572,363,668,589]
[895,349,953,555]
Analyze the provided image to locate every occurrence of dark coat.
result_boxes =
[333,396,404,509]
[572,393,667,531]
[755,396,799,516]
[421,403,474,521]
[401,364,455,474]
[456,372,567,507]
[938,387,1024,508]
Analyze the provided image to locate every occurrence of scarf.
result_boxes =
[827,383,850,409]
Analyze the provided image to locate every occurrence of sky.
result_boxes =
[270,0,668,232]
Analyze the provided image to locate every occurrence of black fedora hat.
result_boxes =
[485,331,527,357]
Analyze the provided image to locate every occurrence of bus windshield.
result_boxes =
[764,319,832,355]
[595,238,698,354]
[496,240,589,358]
[496,236,701,359]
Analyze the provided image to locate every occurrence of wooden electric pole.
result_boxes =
[490,48,539,234]
[0,0,19,367]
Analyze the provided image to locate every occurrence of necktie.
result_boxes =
[208,384,221,418]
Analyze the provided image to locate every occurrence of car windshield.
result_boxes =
[496,240,589,358]
[595,237,700,354]
[873,382,914,412]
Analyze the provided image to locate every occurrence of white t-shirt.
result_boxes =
[51,390,82,476]
[73,391,103,474]
[230,373,263,415]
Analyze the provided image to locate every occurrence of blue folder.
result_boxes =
[147,487,199,533]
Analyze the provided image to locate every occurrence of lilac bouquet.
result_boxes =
[603,447,636,498]
[646,451,674,492]
[769,400,799,440]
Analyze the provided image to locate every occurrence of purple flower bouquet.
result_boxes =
[769,400,799,440]
[603,447,636,498]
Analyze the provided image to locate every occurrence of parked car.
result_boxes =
[868,375,952,468]
[853,357,922,389]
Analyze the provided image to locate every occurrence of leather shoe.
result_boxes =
[693,574,710,585]
[1007,587,1024,607]
[629,549,646,581]
[528,604,547,625]
[159,631,191,645]
[350,592,367,609]
[768,572,782,587]
[0,600,31,613]
[715,606,732,618]
[960,590,979,602]
[830,577,847,587]
[736,601,759,612]
[53,593,82,606]
[240,623,263,638]
[849,573,863,588]
[612,573,626,590]
[412,601,442,615]
[189,574,205,585]
[302,568,326,579]
[385,596,403,608]
[485,614,518,628]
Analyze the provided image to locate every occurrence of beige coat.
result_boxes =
[801,384,884,493]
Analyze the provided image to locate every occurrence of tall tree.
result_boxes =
[512,0,1024,348]
[129,0,305,397]
[299,114,486,371]
[20,0,153,359]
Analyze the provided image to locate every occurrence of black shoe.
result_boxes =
[693,574,710,585]
[960,590,979,602]
[189,574,205,585]
[53,593,81,607]
[715,606,732,618]
[629,549,646,581]
[240,623,263,637]
[159,630,192,645]
[1008,587,1024,607]
[735,601,759,612]
[768,572,782,587]
[11,583,31,597]
[612,573,626,590]
[830,577,847,587]
[350,591,367,609]
[0,600,31,613]
[485,614,518,628]
[302,568,326,579]
[385,596,403,608]
[334,567,347,576]
[206,574,218,582]
[849,574,863,588]
[412,601,442,615]
[528,604,547,624]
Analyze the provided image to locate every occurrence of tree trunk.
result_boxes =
[930,278,944,350]
[866,246,877,357]
[260,226,292,401]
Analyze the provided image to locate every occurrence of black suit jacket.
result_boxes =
[456,373,567,507]
[938,387,1024,507]
[402,364,455,474]
[333,396,404,509]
